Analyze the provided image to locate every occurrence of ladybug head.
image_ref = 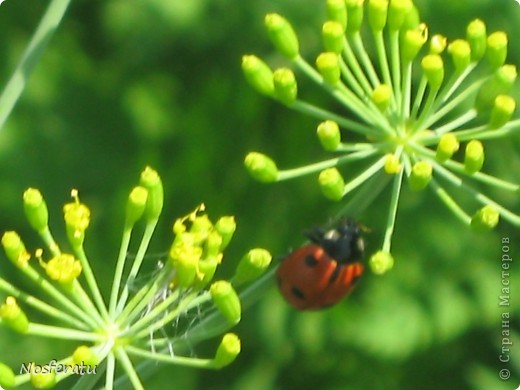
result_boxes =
[305,218,364,265]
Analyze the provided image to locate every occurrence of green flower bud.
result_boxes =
[402,24,428,63]
[317,120,341,151]
[475,65,517,112]
[384,153,401,174]
[2,231,30,268]
[408,161,432,191]
[0,296,29,333]
[429,34,447,54]
[319,167,345,201]
[139,166,163,222]
[368,0,389,32]
[169,242,200,288]
[486,31,508,69]
[194,255,221,289]
[44,254,82,285]
[0,362,16,388]
[372,84,393,111]
[466,19,486,62]
[346,0,365,34]
[464,140,484,174]
[72,346,99,367]
[241,55,275,96]
[30,367,56,389]
[421,54,444,90]
[471,205,499,232]
[125,186,148,228]
[233,248,272,285]
[244,152,278,183]
[63,190,90,247]
[214,333,241,369]
[436,133,459,162]
[489,95,516,129]
[369,250,394,274]
[264,13,299,59]
[210,281,241,325]
[214,216,236,251]
[448,39,471,73]
[326,0,347,30]
[273,68,297,105]
[23,188,48,233]
[316,52,341,85]
[205,231,223,258]
[387,0,413,31]
[322,21,345,54]
[190,214,212,235]
[402,5,420,31]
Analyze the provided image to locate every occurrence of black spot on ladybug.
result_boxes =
[328,266,341,284]
[304,254,319,267]
[291,286,305,300]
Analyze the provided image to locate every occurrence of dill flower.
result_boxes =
[0,167,272,389]
[242,0,519,273]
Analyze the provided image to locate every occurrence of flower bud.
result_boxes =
[384,153,401,174]
[125,186,148,228]
[326,0,347,30]
[139,166,163,222]
[346,0,365,34]
[23,188,49,233]
[214,216,236,251]
[241,55,275,96]
[264,13,299,59]
[63,190,90,247]
[244,152,278,183]
[408,161,432,191]
[464,140,484,174]
[72,346,99,367]
[421,54,444,90]
[489,95,516,129]
[2,231,30,268]
[30,367,56,389]
[273,68,297,105]
[402,5,420,31]
[387,0,413,31]
[322,21,345,54]
[169,242,200,288]
[475,65,517,112]
[436,133,459,162]
[195,255,221,289]
[0,296,29,333]
[448,39,471,73]
[402,24,428,63]
[369,250,394,274]
[368,0,389,32]
[317,120,341,151]
[214,333,241,368]
[429,34,447,54]
[205,231,223,259]
[486,31,508,69]
[319,168,345,201]
[233,248,272,285]
[372,84,392,111]
[0,362,15,388]
[44,254,82,285]
[466,19,486,62]
[471,205,499,232]
[316,52,341,85]
[210,281,241,325]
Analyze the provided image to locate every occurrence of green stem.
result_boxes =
[0,0,72,131]
[452,119,520,141]
[115,348,144,390]
[433,109,477,136]
[428,178,471,225]
[27,323,103,341]
[381,164,404,253]
[343,155,387,196]
[351,32,380,87]
[341,37,373,95]
[389,30,402,117]
[109,227,133,316]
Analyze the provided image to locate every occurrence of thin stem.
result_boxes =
[341,37,373,95]
[0,0,72,132]
[343,156,387,196]
[115,348,144,390]
[389,30,402,116]
[351,32,380,87]
[452,119,520,141]
[27,323,103,341]
[410,76,428,120]
[433,109,477,136]
[381,165,404,253]
[428,178,471,225]
[276,148,379,181]
[109,226,133,317]
[125,345,216,369]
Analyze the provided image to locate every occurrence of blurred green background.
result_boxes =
[0,0,519,389]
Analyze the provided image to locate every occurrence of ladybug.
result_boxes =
[276,218,365,310]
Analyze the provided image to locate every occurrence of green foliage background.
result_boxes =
[0,0,518,389]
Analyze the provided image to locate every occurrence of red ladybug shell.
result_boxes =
[276,219,364,310]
